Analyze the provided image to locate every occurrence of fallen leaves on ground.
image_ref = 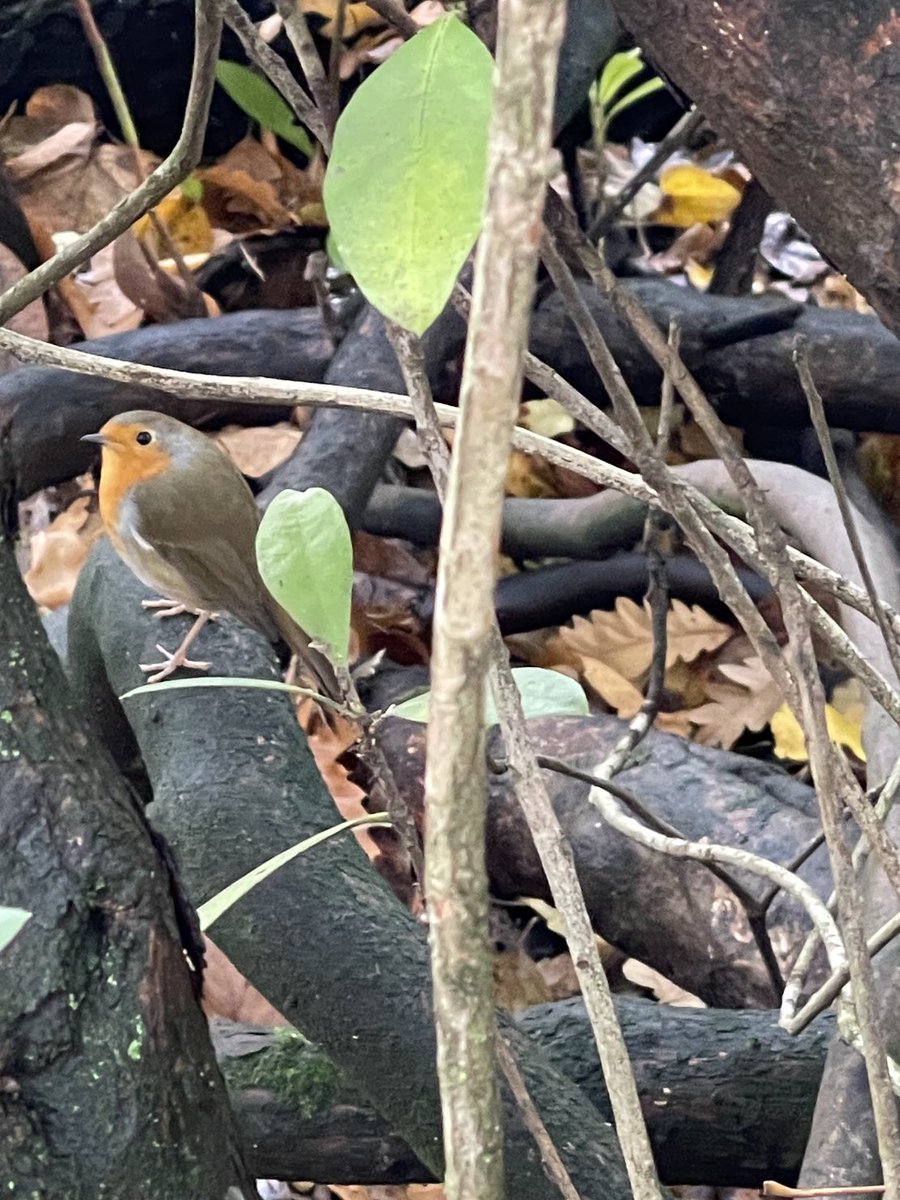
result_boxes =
[685,656,783,748]
[550,596,733,681]
[215,420,303,476]
[1,85,149,236]
[23,490,103,610]
[651,164,743,228]
[201,938,288,1023]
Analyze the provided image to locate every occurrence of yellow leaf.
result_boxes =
[653,164,742,228]
[301,0,382,37]
[519,398,575,439]
[771,702,866,762]
[133,188,213,257]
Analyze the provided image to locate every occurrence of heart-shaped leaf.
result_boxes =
[256,488,353,667]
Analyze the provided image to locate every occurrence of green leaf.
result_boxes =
[0,906,30,954]
[120,676,322,703]
[256,489,353,667]
[215,60,314,155]
[198,815,391,932]
[595,48,644,111]
[389,667,589,725]
[180,174,204,203]
[605,76,666,123]
[323,14,493,334]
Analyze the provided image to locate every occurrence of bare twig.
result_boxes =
[73,0,206,310]
[784,909,900,1035]
[795,341,900,689]
[549,198,900,1181]
[8,320,900,708]
[588,108,704,242]
[367,0,420,38]
[273,0,336,137]
[495,1036,583,1200]
[221,0,330,149]
[0,0,223,326]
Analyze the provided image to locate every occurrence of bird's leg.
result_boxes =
[140,611,213,684]
[142,597,219,621]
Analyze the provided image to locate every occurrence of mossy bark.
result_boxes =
[0,535,242,1198]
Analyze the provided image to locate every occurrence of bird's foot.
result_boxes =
[142,598,219,621]
[140,643,211,684]
[142,597,189,619]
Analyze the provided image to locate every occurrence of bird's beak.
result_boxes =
[81,432,109,446]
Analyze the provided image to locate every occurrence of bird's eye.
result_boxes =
[136,431,153,446]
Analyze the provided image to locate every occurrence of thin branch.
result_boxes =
[784,907,900,1036]
[0,0,223,326]
[588,108,705,242]
[537,754,844,985]
[496,1035,583,1200]
[221,0,330,149]
[6,317,900,703]
[549,194,900,1180]
[273,0,336,137]
[367,0,420,38]
[795,341,900,688]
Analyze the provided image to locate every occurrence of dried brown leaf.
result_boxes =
[685,655,783,748]
[553,597,733,684]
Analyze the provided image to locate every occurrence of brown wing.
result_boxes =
[133,447,279,641]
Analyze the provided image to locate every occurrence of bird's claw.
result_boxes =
[140,644,211,684]
[142,597,189,619]
[142,598,219,622]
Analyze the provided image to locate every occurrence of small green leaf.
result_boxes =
[324,14,493,334]
[605,76,666,123]
[0,906,30,954]
[215,60,314,155]
[256,489,353,667]
[595,48,644,111]
[388,668,589,726]
[198,815,391,931]
[388,688,432,723]
[180,174,204,203]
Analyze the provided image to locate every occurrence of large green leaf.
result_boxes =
[215,60,314,155]
[388,667,589,725]
[256,488,353,667]
[323,15,493,334]
[0,906,30,954]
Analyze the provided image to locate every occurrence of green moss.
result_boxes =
[221,1028,346,1117]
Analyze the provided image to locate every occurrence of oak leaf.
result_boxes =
[685,656,783,748]
[553,597,733,683]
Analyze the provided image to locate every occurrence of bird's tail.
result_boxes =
[273,606,343,704]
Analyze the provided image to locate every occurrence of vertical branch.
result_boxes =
[423,2,566,1197]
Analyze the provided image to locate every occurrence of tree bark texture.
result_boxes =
[220,999,834,1188]
[65,539,645,1200]
[606,1,900,336]
[0,533,242,1198]
[375,714,828,1009]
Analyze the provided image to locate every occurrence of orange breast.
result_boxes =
[98,441,171,544]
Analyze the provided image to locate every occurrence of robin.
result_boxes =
[82,409,339,697]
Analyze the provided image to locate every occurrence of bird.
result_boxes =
[82,409,339,697]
